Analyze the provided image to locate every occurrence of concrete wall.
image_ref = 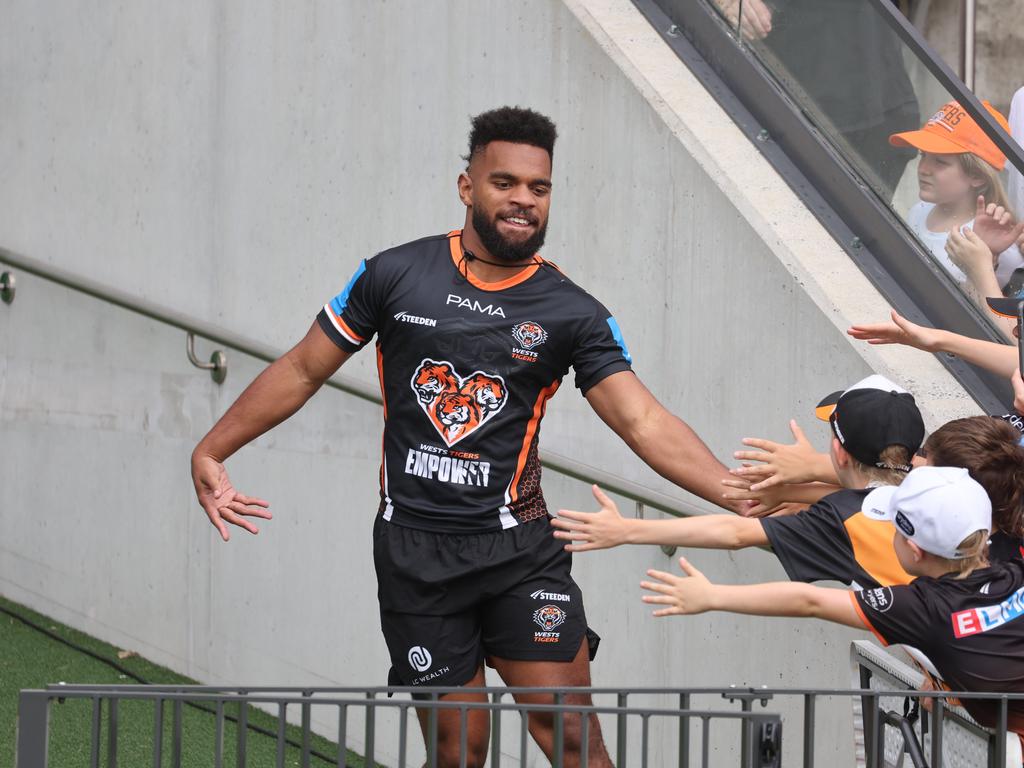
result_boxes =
[915,0,1024,115]
[1,0,980,764]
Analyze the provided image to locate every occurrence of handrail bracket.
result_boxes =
[186,333,227,384]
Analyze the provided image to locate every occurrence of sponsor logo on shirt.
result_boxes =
[533,605,567,643]
[862,587,894,613]
[951,586,1024,638]
[394,311,437,327]
[410,359,508,446]
[530,589,571,603]
[446,293,506,317]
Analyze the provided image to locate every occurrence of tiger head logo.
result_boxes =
[512,321,548,350]
[461,373,507,414]
[435,392,478,443]
[412,361,459,404]
[532,605,567,631]
[410,360,508,446]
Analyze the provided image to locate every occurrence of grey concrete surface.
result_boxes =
[1,0,982,765]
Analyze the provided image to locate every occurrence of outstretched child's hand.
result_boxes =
[551,485,628,552]
[946,226,996,280]
[973,195,1024,256]
[641,557,714,616]
[729,420,823,490]
[847,309,941,352]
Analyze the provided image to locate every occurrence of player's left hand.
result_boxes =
[552,484,627,552]
[641,557,714,616]
[973,195,1024,256]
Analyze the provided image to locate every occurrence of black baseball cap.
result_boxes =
[985,297,1024,319]
[814,375,925,471]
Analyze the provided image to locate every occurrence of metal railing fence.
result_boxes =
[16,683,1023,768]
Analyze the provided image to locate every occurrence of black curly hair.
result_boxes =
[465,106,557,167]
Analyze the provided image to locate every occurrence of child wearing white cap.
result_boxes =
[640,466,1024,747]
[552,375,925,590]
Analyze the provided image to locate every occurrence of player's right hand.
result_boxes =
[191,452,272,542]
[551,485,626,552]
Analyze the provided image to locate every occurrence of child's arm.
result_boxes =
[721,478,841,516]
[849,309,1017,378]
[551,485,768,552]
[729,420,840,490]
[641,557,864,629]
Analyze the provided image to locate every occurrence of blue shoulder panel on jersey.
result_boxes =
[607,317,632,363]
[329,260,367,316]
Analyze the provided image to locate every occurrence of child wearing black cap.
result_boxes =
[552,375,925,590]
[640,466,1024,753]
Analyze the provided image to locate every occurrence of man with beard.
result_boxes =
[191,106,740,766]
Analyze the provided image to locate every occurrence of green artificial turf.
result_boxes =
[1,594,375,767]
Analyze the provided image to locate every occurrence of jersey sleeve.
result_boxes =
[760,496,860,584]
[851,582,931,649]
[316,256,384,353]
[571,304,633,394]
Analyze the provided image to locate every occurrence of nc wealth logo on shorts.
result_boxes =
[410,359,508,446]
[407,646,432,672]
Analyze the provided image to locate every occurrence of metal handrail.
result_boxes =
[0,245,713,521]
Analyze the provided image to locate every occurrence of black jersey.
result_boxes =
[760,489,912,590]
[316,231,633,533]
[990,531,1024,564]
[852,561,1024,733]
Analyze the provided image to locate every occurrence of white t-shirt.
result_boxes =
[1009,87,1024,221]
[906,201,1024,288]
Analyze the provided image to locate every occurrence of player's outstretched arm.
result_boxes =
[641,557,863,628]
[584,371,743,514]
[848,310,1016,378]
[551,485,767,551]
[192,321,352,541]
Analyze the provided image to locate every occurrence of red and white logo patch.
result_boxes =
[410,359,508,446]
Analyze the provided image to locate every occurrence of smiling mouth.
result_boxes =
[499,215,535,229]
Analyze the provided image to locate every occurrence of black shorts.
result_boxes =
[373,514,599,689]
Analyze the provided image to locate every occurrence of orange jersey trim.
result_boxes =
[844,513,913,588]
[330,306,366,344]
[509,379,560,502]
[447,230,542,292]
[849,591,889,646]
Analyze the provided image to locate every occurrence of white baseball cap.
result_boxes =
[862,466,992,559]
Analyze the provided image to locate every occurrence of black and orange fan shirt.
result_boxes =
[316,230,633,533]
[760,488,913,590]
